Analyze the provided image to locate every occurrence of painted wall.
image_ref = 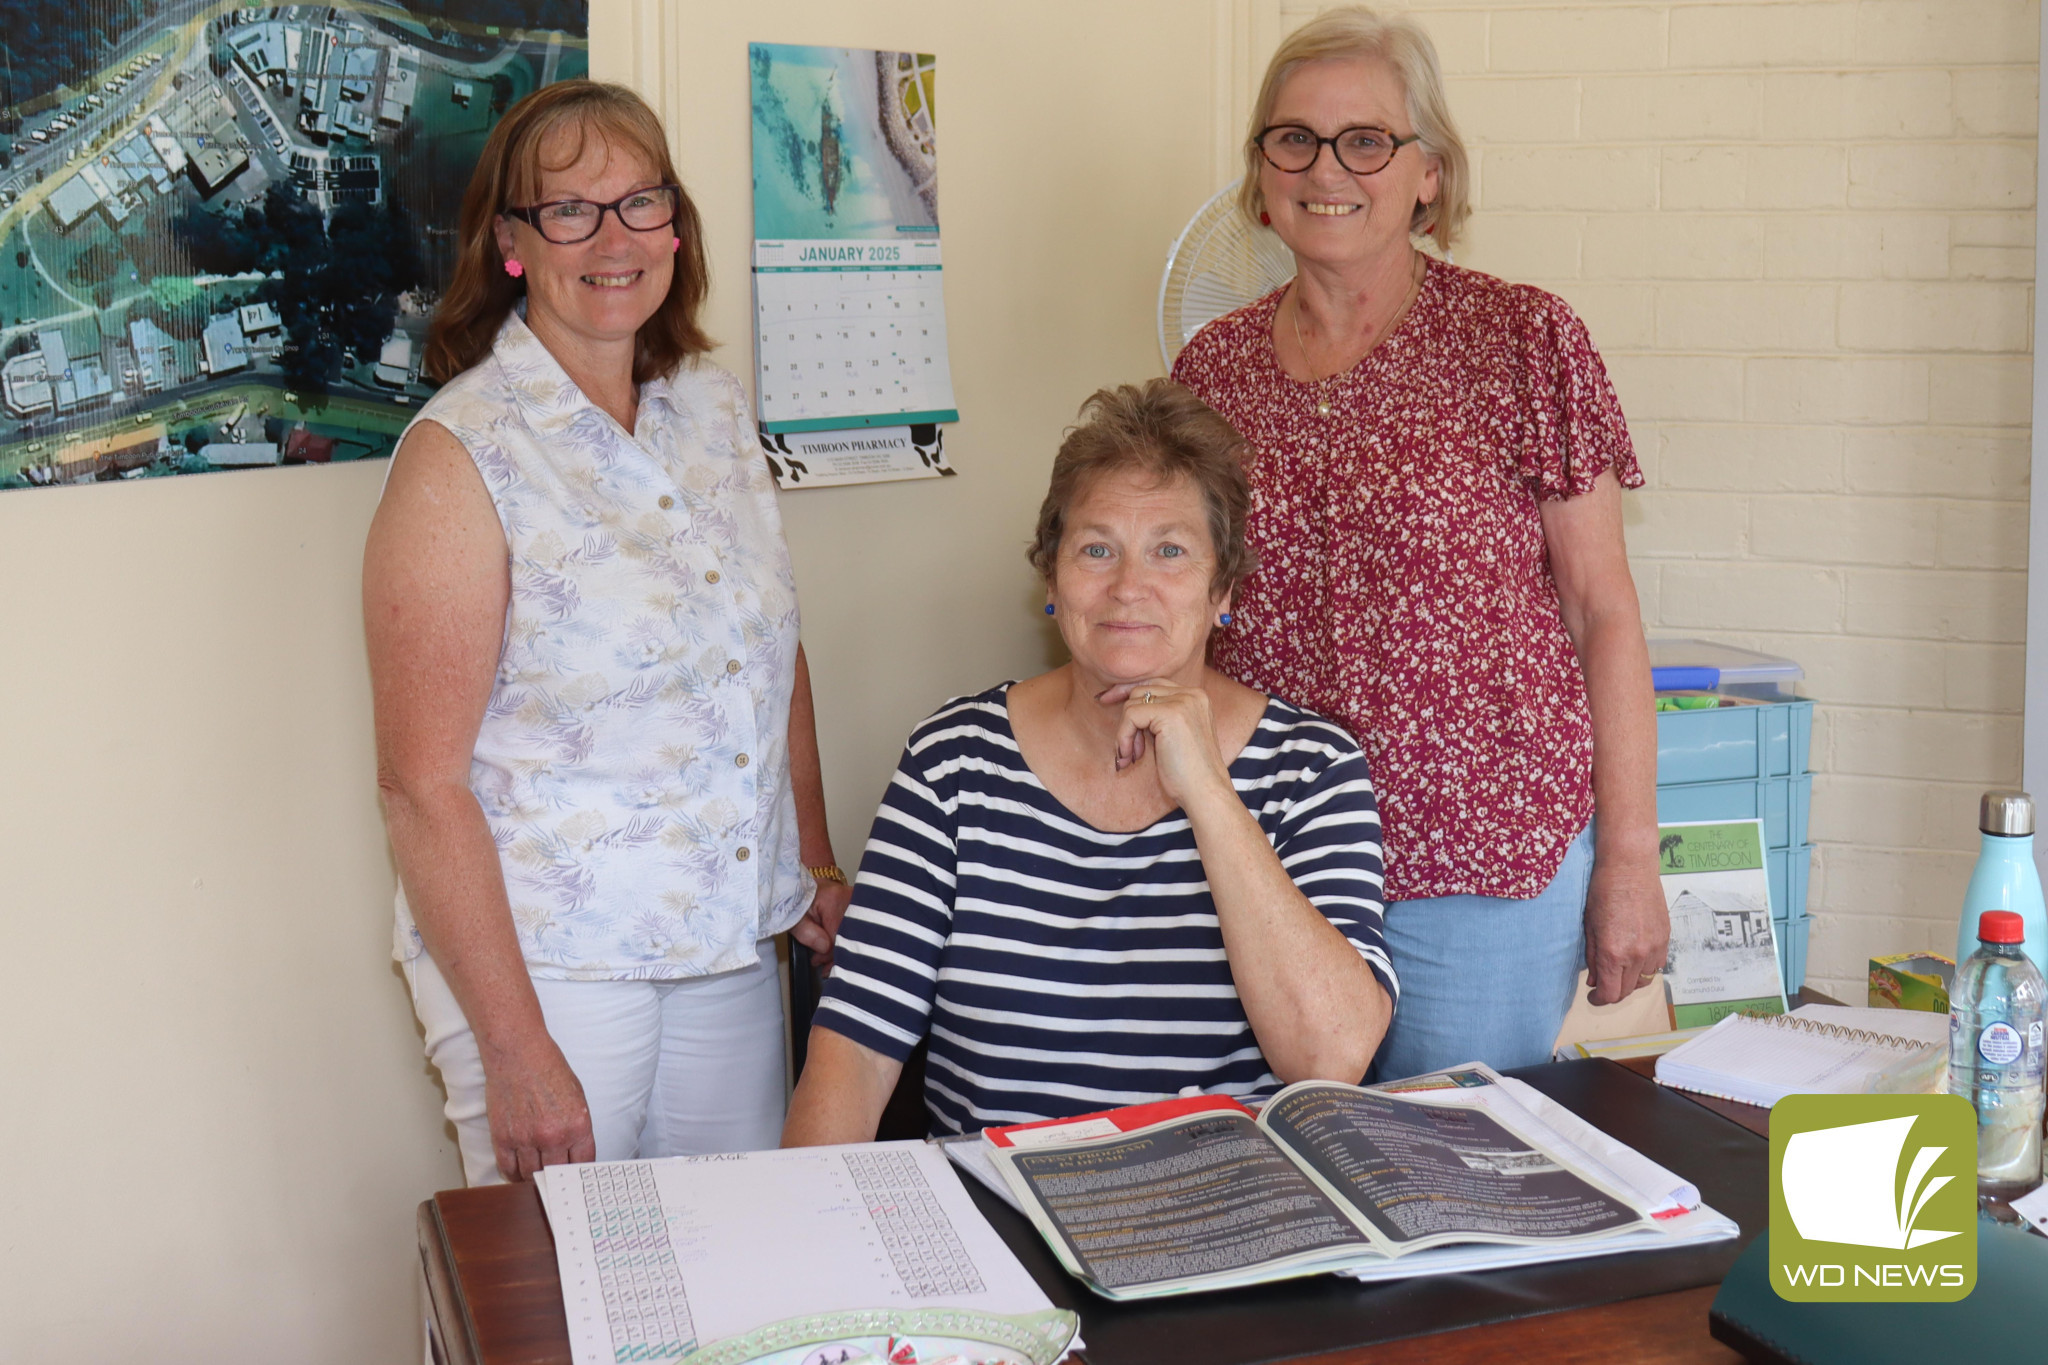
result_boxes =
[6,1,2034,1356]
[0,2,1215,1360]
[1254,0,2037,1001]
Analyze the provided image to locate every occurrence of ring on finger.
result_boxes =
[1143,691,1155,703]
[1637,971,1659,982]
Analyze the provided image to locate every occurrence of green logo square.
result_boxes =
[1769,1094,1978,1302]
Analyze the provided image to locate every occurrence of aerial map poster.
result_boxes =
[749,41,957,490]
[0,0,587,491]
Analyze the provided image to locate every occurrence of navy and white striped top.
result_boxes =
[814,682,1397,1134]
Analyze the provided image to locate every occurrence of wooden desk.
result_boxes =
[1616,1056,1772,1140]
[418,1059,1777,1365]
[418,1179,1740,1365]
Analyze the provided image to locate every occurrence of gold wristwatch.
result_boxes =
[808,863,849,885]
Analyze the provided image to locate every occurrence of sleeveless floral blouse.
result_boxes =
[387,313,812,979]
[1172,258,1642,902]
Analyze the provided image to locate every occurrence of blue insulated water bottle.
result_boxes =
[1958,791,2048,980]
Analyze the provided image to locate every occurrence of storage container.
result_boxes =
[1647,638,1803,700]
[1654,699,1812,786]
[1769,843,1813,928]
[1655,770,1811,850]
[1778,913,1810,995]
[1651,639,1814,992]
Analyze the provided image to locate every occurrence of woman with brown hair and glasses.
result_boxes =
[1172,6,1666,1081]
[364,80,849,1184]
[783,381,1394,1144]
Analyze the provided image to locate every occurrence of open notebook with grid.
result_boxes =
[1654,1007,1947,1107]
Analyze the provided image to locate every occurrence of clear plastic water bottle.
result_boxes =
[1949,909,2047,1203]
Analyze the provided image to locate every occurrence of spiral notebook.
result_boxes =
[1654,1005,1948,1107]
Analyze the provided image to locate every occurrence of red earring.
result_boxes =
[1259,211,1271,226]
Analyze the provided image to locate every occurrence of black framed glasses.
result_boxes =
[503,185,680,244]
[1254,125,1419,176]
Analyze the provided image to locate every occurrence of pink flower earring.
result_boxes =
[503,259,524,278]
[671,236,681,252]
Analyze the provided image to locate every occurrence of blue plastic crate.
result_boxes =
[1657,692,1815,994]
[1656,773,1812,850]
[1655,699,1813,785]
[1768,843,1813,921]
[1776,913,1811,993]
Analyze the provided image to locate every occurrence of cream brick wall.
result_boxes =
[1261,0,2038,1000]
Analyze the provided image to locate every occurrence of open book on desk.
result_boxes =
[972,1065,1738,1302]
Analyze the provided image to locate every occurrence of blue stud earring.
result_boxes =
[1219,612,1234,627]
[1044,603,1055,616]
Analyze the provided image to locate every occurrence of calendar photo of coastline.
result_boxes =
[748,42,936,242]
[747,41,956,474]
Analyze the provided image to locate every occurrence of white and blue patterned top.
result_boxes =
[388,312,812,980]
[816,683,1396,1134]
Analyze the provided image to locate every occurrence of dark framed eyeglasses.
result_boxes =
[502,184,681,244]
[1254,124,1419,177]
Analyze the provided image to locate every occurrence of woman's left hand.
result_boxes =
[1100,679,1233,808]
[1582,856,1671,1006]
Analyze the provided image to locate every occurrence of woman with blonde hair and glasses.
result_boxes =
[364,81,849,1184]
[1172,6,1666,1079]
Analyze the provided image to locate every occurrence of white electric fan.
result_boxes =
[1157,179,1298,369]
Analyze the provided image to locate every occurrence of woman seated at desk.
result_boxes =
[783,380,1397,1143]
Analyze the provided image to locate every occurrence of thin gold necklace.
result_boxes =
[1290,254,1425,417]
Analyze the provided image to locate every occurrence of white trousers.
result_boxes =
[406,943,787,1186]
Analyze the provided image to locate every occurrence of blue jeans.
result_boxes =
[1370,821,1594,1082]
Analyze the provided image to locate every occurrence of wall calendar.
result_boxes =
[748,42,958,489]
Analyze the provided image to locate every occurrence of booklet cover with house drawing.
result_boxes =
[1658,819,1788,1028]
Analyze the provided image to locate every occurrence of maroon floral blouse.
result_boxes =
[1172,258,1642,902]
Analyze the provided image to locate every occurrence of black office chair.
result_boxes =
[789,940,929,1141]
